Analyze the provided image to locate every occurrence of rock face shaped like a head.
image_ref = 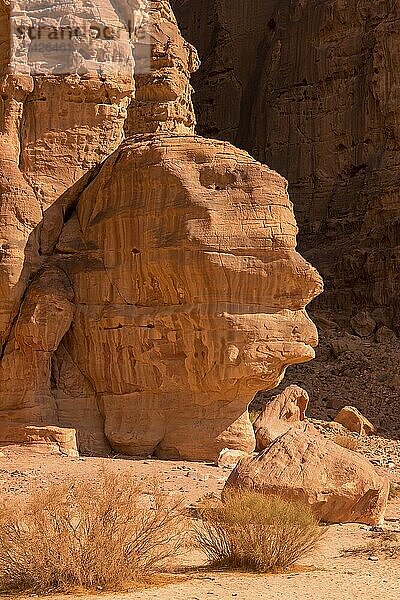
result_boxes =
[0,0,323,461]
[51,135,323,460]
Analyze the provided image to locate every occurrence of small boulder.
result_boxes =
[0,422,79,457]
[330,333,363,357]
[334,406,375,436]
[218,448,249,468]
[375,326,397,344]
[254,385,310,451]
[224,427,389,525]
[350,311,376,337]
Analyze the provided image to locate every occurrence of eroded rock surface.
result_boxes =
[0,423,78,457]
[335,406,375,436]
[254,385,310,451]
[0,1,322,460]
[125,0,199,135]
[0,0,140,348]
[0,133,322,460]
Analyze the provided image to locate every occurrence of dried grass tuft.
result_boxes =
[194,490,325,572]
[0,471,184,593]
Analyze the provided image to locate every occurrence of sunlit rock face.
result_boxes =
[172,0,400,328]
[0,0,148,346]
[0,1,323,461]
[0,134,322,460]
[0,1,197,349]
[125,0,199,135]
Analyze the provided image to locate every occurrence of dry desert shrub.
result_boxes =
[332,434,361,452]
[194,490,325,572]
[0,472,184,593]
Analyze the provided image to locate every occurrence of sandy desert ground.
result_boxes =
[1,444,399,600]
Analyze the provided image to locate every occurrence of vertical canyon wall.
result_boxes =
[0,0,141,348]
[173,0,400,329]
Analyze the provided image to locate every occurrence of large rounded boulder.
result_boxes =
[225,426,389,525]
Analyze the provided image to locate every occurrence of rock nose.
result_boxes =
[295,253,324,308]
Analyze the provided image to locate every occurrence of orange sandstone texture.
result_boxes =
[334,406,376,436]
[0,134,323,460]
[0,1,323,460]
[0,0,139,348]
[254,385,311,451]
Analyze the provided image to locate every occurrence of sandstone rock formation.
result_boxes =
[0,423,78,457]
[172,0,400,330]
[125,0,199,135]
[0,1,323,460]
[0,133,323,460]
[256,316,400,437]
[254,385,310,451]
[0,0,140,349]
[225,427,389,525]
[334,407,375,436]
[218,448,249,469]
